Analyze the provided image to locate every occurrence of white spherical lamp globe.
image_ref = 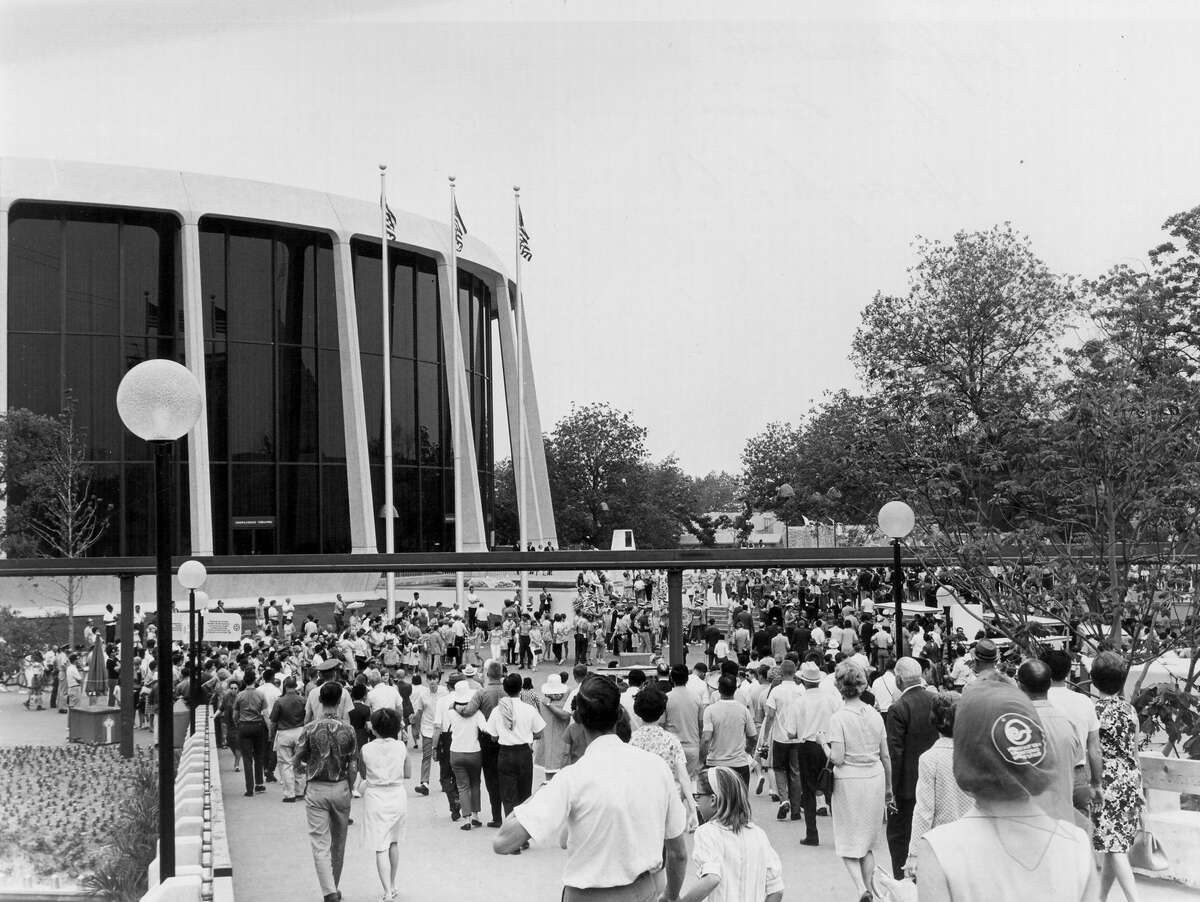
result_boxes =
[116,359,203,442]
[177,559,208,590]
[877,500,915,539]
[194,591,211,612]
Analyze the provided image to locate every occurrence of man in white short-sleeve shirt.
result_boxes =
[493,675,688,900]
[758,659,805,821]
[485,673,547,818]
[1044,649,1104,810]
[366,673,402,714]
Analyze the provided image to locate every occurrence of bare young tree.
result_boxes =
[0,405,111,648]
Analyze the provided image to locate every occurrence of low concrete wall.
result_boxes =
[139,706,231,902]
[1140,751,1200,888]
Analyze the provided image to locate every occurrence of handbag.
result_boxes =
[1129,819,1169,872]
[816,760,834,796]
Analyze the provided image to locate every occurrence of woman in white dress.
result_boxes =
[823,660,891,902]
[357,708,411,902]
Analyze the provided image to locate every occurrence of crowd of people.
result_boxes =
[6,566,1171,902]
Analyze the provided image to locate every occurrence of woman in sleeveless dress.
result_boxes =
[357,708,411,902]
[824,660,891,902]
[1090,651,1145,902]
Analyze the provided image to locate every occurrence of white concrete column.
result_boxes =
[0,200,8,415]
[436,259,488,552]
[332,239,377,554]
[0,201,9,558]
[493,276,557,547]
[180,221,214,556]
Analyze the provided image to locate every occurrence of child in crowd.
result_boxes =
[685,765,784,902]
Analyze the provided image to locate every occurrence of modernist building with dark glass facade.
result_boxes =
[0,158,557,560]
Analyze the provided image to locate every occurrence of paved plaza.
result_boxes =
[197,658,1197,902]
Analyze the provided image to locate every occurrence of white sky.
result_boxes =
[4,0,1200,475]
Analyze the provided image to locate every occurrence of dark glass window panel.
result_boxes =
[199,226,227,341]
[470,286,484,374]
[439,364,452,469]
[473,372,486,472]
[276,237,317,347]
[228,343,274,461]
[278,345,319,462]
[209,463,229,555]
[368,464,384,552]
[320,464,350,553]
[173,461,191,555]
[123,220,177,338]
[319,349,346,463]
[124,463,152,557]
[416,362,441,466]
[226,232,274,343]
[352,241,383,356]
[64,218,119,335]
[279,465,320,553]
[231,463,275,516]
[457,279,471,365]
[8,333,61,415]
[421,468,444,550]
[392,359,416,465]
[360,353,382,457]
[8,212,62,332]
[64,335,121,461]
[416,265,440,364]
[394,466,420,551]
[206,341,229,463]
[316,244,338,351]
[85,464,120,558]
[392,259,416,360]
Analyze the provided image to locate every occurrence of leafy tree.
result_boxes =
[545,402,648,546]
[491,457,519,547]
[0,405,111,648]
[689,470,741,512]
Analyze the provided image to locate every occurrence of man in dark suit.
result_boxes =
[884,656,938,878]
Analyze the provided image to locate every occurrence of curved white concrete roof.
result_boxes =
[0,157,508,282]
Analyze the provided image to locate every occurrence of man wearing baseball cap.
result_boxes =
[304,658,351,724]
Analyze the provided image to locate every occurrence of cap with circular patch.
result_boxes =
[990,711,1046,766]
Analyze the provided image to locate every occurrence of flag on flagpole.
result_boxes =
[518,205,532,262]
[453,198,468,252]
[381,195,397,241]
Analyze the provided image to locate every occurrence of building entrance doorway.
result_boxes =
[231,517,277,555]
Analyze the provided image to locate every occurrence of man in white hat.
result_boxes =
[460,665,481,691]
[790,660,841,844]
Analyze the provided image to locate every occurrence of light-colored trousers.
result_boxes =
[274,727,305,798]
[304,780,351,897]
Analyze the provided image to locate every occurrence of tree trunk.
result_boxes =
[66,578,77,647]
[1106,493,1123,646]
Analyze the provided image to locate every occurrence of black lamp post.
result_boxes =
[178,560,207,735]
[878,500,915,660]
[117,359,203,883]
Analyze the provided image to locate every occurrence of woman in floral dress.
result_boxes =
[630,685,698,830]
[1090,651,1144,902]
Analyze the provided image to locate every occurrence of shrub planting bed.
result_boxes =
[0,744,157,900]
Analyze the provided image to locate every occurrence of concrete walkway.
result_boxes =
[210,662,1200,902]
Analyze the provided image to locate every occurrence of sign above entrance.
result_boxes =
[172,612,243,643]
[232,516,276,530]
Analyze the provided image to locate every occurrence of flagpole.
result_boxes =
[449,177,464,609]
[380,165,396,623]
[514,187,528,612]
